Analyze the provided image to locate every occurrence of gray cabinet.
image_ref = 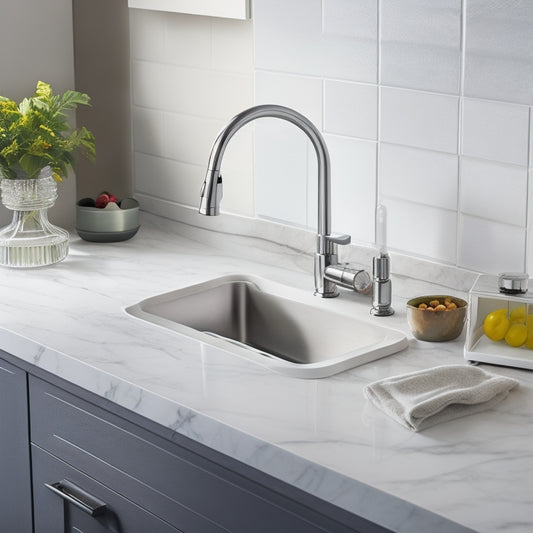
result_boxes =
[0,352,392,533]
[32,445,181,533]
[29,376,357,533]
[0,359,33,533]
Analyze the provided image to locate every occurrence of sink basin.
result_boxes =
[125,275,408,378]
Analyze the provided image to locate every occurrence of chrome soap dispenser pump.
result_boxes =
[371,204,394,316]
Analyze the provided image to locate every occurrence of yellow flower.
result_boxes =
[1,139,18,158]
[39,124,55,137]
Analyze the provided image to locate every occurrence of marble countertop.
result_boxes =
[1,212,531,533]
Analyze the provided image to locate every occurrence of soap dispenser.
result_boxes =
[371,204,394,316]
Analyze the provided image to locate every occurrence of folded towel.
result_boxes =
[364,365,519,432]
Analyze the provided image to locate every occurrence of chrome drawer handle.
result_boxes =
[45,479,107,517]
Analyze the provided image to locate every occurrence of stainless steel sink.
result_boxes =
[125,275,408,378]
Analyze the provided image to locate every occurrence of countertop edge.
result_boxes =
[0,326,474,533]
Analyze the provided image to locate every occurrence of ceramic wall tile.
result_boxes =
[460,158,527,227]
[217,127,255,217]
[130,0,533,275]
[384,198,457,264]
[459,214,526,273]
[254,0,323,75]
[322,0,376,39]
[165,12,212,68]
[212,18,254,74]
[254,119,310,227]
[129,9,167,62]
[462,98,530,166]
[528,169,533,275]
[255,70,323,127]
[380,143,458,211]
[134,152,203,208]
[165,113,222,166]
[131,9,254,216]
[326,135,377,244]
[380,87,459,153]
[464,0,533,105]
[132,106,167,158]
[321,0,378,82]
[380,0,461,94]
[132,60,175,111]
[324,81,378,140]
[254,0,377,82]
[529,107,533,169]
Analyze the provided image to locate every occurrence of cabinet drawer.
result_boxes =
[32,444,182,533]
[29,376,335,533]
[0,358,32,533]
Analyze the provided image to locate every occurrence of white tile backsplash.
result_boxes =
[254,119,310,226]
[462,98,530,166]
[131,0,533,276]
[326,135,376,244]
[134,152,204,207]
[165,12,212,68]
[460,158,527,227]
[528,169,533,273]
[464,0,533,105]
[212,17,254,74]
[131,11,254,217]
[322,0,376,40]
[380,87,459,154]
[380,0,461,94]
[254,0,378,82]
[132,106,167,158]
[385,198,457,264]
[255,71,323,128]
[324,81,377,140]
[380,143,458,211]
[460,215,526,273]
[129,9,167,62]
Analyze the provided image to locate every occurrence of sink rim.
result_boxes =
[125,274,408,379]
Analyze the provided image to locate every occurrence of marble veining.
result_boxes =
[0,212,531,532]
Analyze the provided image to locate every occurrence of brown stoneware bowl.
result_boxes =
[407,295,468,342]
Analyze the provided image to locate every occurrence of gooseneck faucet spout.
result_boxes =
[199,104,368,298]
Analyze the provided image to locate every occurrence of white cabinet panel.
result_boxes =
[128,0,250,19]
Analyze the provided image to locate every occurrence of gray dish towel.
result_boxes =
[364,365,519,432]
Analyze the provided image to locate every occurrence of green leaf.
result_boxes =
[19,153,47,178]
[35,81,52,100]
[60,90,91,111]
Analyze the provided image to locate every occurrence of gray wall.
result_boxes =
[73,0,132,201]
[0,0,76,228]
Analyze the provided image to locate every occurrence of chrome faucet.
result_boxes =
[199,104,370,298]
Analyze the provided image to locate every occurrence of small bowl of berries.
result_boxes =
[76,192,140,242]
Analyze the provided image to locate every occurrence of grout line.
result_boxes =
[456,0,467,269]
[375,0,382,245]
[524,108,531,274]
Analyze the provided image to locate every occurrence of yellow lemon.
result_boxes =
[510,306,526,324]
[505,323,528,347]
[525,317,533,349]
[483,309,510,342]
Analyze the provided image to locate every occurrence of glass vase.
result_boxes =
[0,167,69,267]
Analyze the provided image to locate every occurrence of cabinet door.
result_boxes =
[32,444,183,533]
[0,358,32,533]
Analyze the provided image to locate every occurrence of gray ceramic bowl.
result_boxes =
[76,199,140,242]
[407,295,468,342]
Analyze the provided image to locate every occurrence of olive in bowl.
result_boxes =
[406,295,468,342]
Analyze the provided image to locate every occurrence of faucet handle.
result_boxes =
[326,233,351,246]
[319,233,351,255]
